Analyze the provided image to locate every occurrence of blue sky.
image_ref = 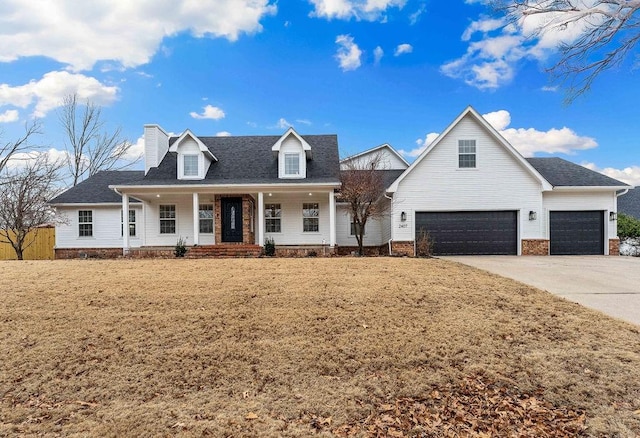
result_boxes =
[0,0,639,185]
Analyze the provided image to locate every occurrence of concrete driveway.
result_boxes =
[441,256,640,326]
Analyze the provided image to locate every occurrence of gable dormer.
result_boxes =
[271,128,312,179]
[168,129,217,180]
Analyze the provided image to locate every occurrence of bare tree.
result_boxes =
[0,155,62,260]
[339,153,390,256]
[494,0,640,102]
[0,121,42,173]
[59,94,138,186]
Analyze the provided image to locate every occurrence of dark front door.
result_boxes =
[415,211,518,255]
[550,211,604,255]
[221,197,243,242]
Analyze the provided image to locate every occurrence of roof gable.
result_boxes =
[340,144,409,170]
[168,129,217,161]
[271,127,313,159]
[387,106,552,192]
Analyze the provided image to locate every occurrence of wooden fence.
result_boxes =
[0,227,55,260]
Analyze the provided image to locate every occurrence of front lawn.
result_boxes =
[1,258,638,436]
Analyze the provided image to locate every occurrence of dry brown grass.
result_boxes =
[0,258,639,437]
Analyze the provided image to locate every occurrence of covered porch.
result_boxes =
[116,185,338,255]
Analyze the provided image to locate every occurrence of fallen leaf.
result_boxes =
[245,412,258,420]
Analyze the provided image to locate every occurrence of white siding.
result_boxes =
[144,125,169,174]
[264,193,330,245]
[145,197,203,247]
[176,138,212,180]
[341,146,408,170]
[543,191,618,240]
[392,114,544,243]
[55,205,143,248]
[278,135,307,179]
[336,204,385,246]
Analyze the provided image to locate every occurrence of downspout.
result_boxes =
[384,193,393,255]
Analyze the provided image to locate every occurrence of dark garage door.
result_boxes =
[549,211,604,255]
[415,211,518,256]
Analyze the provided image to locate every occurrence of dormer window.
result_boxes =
[285,153,300,176]
[183,154,199,177]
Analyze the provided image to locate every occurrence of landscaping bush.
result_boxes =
[263,237,276,256]
[174,237,187,257]
[618,213,640,239]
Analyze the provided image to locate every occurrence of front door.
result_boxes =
[221,197,243,242]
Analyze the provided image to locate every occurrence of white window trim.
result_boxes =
[159,204,177,235]
[302,202,319,233]
[121,209,137,237]
[78,209,93,238]
[283,152,301,177]
[265,203,282,234]
[198,204,214,234]
[458,139,477,169]
[178,153,203,180]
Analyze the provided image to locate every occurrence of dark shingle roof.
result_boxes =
[127,134,340,186]
[49,171,144,204]
[526,157,629,187]
[618,187,640,220]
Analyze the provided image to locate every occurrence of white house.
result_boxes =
[50,106,631,257]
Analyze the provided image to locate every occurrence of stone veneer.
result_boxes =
[390,241,414,257]
[214,194,256,245]
[55,248,123,259]
[335,244,389,256]
[274,245,335,257]
[521,239,549,256]
[609,238,620,256]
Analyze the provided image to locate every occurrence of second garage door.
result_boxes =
[549,211,604,255]
[415,211,518,256]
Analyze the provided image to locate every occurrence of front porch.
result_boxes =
[118,187,337,255]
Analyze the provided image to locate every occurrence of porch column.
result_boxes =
[122,193,129,256]
[192,192,199,246]
[329,190,336,247]
[257,192,264,246]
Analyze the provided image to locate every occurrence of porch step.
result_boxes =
[186,244,262,258]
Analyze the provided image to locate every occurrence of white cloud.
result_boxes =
[373,46,384,64]
[582,163,640,187]
[117,137,145,162]
[216,131,232,137]
[190,104,225,120]
[335,34,362,71]
[398,132,439,158]
[0,71,119,117]
[4,148,70,171]
[394,43,413,56]
[309,0,405,21]
[541,85,558,92]
[0,0,277,71]
[296,119,312,125]
[275,118,292,129]
[0,109,19,123]
[401,109,597,159]
[443,4,606,90]
[409,5,426,25]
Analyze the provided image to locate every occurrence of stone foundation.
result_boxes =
[129,247,175,258]
[609,239,620,256]
[521,239,549,256]
[55,248,124,259]
[390,241,414,257]
[274,245,335,257]
[335,244,389,256]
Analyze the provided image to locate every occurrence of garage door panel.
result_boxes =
[549,211,604,255]
[415,211,518,256]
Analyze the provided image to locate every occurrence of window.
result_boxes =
[350,221,365,236]
[78,210,93,237]
[265,203,281,233]
[183,154,199,177]
[121,209,136,237]
[159,205,176,234]
[303,202,319,232]
[284,153,300,176]
[199,204,214,234]
[458,140,476,168]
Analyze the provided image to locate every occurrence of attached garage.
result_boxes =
[415,211,518,256]
[549,211,604,255]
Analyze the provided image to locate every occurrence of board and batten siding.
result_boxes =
[336,204,385,246]
[391,114,544,243]
[264,193,331,245]
[55,205,143,248]
[542,191,619,241]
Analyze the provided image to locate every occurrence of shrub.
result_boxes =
[264,237,276,257]
[416,230,434,257]
[174,237,188,258]
[618,213,640,239]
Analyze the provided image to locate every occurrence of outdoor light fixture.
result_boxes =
[528,210,537,221]
[400,211,407,222]
[610,212,617,221]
